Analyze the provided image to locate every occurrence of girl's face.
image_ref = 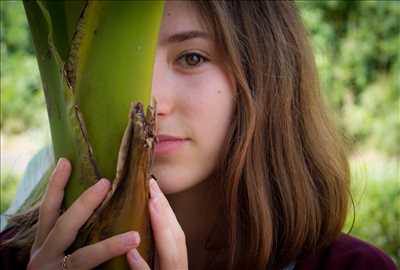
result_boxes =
[151,1,235,194]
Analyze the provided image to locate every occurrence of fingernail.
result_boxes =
[94,178,109,192]
[149,178,159,198]
[129,249,141,262]
[57,158,66,170]
[122,232,140,247]
[150,174,158,181]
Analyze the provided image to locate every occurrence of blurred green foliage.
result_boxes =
[0,169,19,213]
[297,0,400,156]
[345,158,400,264]
[0,0,399,264]
[1,0,45,134]
[296,1,400,263]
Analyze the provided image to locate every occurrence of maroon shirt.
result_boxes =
[0,227,397,269]
[296,234,397,270]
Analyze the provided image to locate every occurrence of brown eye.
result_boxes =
[185,53,202,66]
[178,52,208,68]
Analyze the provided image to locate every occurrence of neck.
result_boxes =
[166,177,221,242]
[166,177,224,269]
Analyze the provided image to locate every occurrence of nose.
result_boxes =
[151,52,174,117]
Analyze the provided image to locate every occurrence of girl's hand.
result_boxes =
[28,158,141,270]
[126,178,188,270]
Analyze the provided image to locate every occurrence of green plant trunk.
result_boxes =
[23,0,164,268]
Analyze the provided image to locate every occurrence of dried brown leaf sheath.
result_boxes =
[67,102,157,268]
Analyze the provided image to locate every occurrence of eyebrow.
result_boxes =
[161,30,211,45]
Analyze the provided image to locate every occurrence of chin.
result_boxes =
[156,178,190,194]
[158,176,195,194]
[159,183,184,195]
[150,169,201,195]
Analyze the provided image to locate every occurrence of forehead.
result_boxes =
[159,1,207,39]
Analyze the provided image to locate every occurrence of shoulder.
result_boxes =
[295,233,397,270]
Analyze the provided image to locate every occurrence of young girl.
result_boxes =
[0,1,396,270]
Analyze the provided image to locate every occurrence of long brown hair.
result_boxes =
[195,1,350,269]
[3,1,350,269]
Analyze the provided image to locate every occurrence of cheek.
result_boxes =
[153,68,234,194]
[189,92,233,150]
[181,70,234,171]
[188,71,234,132]
[181,69,234,126]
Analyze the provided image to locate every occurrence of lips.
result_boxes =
[154,134,189,156]
[154,134,188,155]
[157,134,187,142]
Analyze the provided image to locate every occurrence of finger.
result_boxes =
[32,158,71,253]
[43,178,111,256]
[68,231,140,270]
[148,178,188,269]
[127,249,151,270]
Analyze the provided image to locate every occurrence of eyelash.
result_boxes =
[176,52,209,69]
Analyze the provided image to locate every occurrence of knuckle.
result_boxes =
[71,197,95,220]
[111,237,128,254]
[48,173,59,188]
[54,216,66,231]
[79,189,100,208]
[74,198,89,215]
[52,218,63,235]
[49,171,64,190]
[48,168,58,184]
[99,238,125,257]
[39,199,58,216]
[54,216,75,237]
[102,238,115,252]
[39,203,51,217]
